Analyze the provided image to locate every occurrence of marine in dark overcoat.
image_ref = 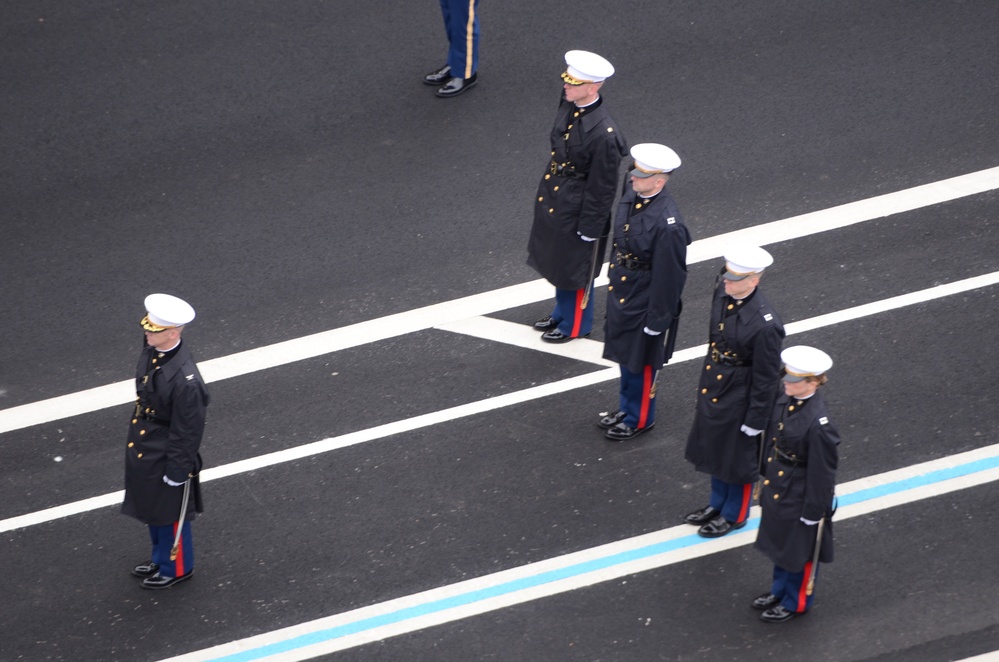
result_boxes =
[683,248,785,536]
[751,345,839,621]
[123,293,209,589]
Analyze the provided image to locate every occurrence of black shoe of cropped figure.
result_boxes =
[541,329,588,343]
[423,64,451,85]
[597,410,626,429]
[697,515,747,538]
[533,315,559,331]
[436,73,477,98]
[140,571,194,590]
[605,421,653,441]
[683,506,720,525]
[760,605,802,623]
[131,561,160,578]
[751,593,781,611]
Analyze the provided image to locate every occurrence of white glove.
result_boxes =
[800,517,819,526]
[741,424,763,436]
[578,233,597,242]
[163,475,185,487]
[643,327,662,336]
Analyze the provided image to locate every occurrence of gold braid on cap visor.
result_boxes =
[632,163,665,176]
[561,71,594,86]
[140,315,175,332]
[783,367,816,379]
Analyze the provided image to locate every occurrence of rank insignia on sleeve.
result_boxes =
[819,417,829,425]
[763,313,773,321]
[667,217,676,224]
[186,374,195,381]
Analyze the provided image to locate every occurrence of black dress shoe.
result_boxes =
[760,604,802,623]
[436,73,477,98]
[597,410,627,429]
[697,515,748,538]
[131,561,160,578]
[605,421,653,441]
[541,329,588,343]
[533,315,559,331]
[423,64,451,85]
[683,506,720,525]
[140,571,193,590]
[751,593,781,611]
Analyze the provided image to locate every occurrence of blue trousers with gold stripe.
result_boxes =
[618,365,656,429]
[771,562,819,613]
[551,286,594,337]
[709,477,752,524]
[148,521,193,578]
[439,0,480,80]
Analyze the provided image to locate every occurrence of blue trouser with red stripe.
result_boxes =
[439,0,480,79]
[709,477,752,524]
[148,521,193,578]
[550,286,594,337]
[771,562,819,612]
[618,365,656,429]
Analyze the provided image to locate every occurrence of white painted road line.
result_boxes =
[4,271,998,533]
[435,315,616,367]
[3,165,998,435]
[157,443,999,661]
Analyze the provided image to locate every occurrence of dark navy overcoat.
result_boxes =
[527,96,627,290]
[121,340,209,526]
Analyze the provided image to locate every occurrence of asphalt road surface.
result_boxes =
[2,2,999,661]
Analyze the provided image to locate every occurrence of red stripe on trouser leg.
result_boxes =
[173,522,185,577]
[637,366,653,428]
[570,289,584,337]
[795,561,813,612]
[736,483,752,522]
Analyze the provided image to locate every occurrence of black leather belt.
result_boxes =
[774,445,807,467]
[549,161,586,179]
[711,347,752,366]
[615,252,651,271]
